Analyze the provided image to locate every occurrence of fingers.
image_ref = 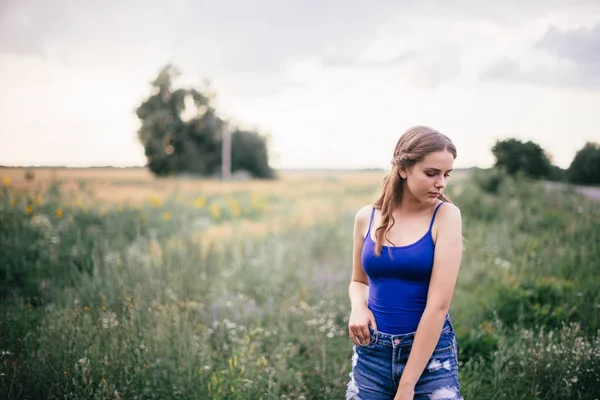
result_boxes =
[369,318,378,332]
[350,330,364,346]
[349,326,371,346]
[361,326,371,343]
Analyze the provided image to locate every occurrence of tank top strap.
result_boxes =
[366,206,376,238]
[428,201,445,231]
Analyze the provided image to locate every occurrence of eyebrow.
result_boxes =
[425,168,453,172]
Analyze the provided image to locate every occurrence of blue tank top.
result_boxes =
[361,202,445,334]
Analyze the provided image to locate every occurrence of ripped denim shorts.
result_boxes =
[346,315,463,400]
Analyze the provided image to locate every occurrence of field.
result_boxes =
[1,167,599,399]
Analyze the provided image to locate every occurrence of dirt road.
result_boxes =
[543,181,600,201]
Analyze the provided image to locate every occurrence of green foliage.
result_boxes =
[548,164,567,182]
[455,324,499,363]
[135,65,274,179]
[472,167,508,194]
[491,277,578,331]
[231,129,275,179]
[567,142,600,185]
[492,138,553,178]
[1,173,600,398]
[461,324,600,399]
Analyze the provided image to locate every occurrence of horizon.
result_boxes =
[1,1,599,170]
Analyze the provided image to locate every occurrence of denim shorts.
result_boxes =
[346,315,463,400]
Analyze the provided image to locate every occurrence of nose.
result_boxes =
[435,177,447,190]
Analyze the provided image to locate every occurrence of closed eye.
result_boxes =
[426,172,451,178]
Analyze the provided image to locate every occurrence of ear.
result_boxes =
[398,167,408,180]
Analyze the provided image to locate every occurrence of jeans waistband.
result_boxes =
[367,314,454,347]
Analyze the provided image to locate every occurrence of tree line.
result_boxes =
[135,65,599,185]
[135,65,274,179]
[491,138,600,185]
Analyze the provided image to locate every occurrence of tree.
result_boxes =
[567,142,600,185]
[135,65,274,178]
[491,138,553,179]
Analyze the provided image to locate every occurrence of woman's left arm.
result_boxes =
[397,204,463,393]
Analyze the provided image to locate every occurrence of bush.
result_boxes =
[491,277,578,331]
[472,167,507,194]
[461,323,600,399]
[567,142,600,185]
[491,138,553,179]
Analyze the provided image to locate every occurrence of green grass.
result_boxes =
[1,173,599,399]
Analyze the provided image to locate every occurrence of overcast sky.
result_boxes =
[1,0,599,169]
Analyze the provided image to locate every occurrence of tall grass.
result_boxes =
[1,171,599,399]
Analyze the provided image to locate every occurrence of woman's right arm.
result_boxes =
[348,206,378,346]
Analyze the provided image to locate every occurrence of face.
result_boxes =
[400,150,455,203]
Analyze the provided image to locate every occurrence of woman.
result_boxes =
[346,126,463,400]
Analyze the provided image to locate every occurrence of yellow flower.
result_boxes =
[230,199,241,217]
[2,176,10,187]
[25,205,33,215]
[10,199,18,207]
[251,193,260,208]
[210,203,221,220]
[150,196,161,207]
[101,306,106,311]
[194,196,206,208]
[162,211,172,221]
[56,208,63,218]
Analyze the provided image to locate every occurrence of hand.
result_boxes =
[394,383,415,400]
[348,305,377,346]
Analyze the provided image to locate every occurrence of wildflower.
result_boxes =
[194,196,206,208]
[101,306,106,311]
[251,193,261,208]
[210,203,221,220]
[150,196,161,207]
[33,196,41,205]
[83,306,89,311]
[230,199,241,217]
[76,198,83,207]
[10,199,18,207]
[25,205,33,215]
[162,211,171,221]
[56,208,63,218]
[2,176,10,186]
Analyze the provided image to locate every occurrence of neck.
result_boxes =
[397,183,434,214]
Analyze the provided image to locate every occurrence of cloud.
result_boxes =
[481,22,600,88]
[536,23,600,66]
[481,58,600,88]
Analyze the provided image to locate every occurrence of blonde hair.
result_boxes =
[372,126,457,256]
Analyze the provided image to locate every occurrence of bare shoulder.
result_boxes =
[436,202,462,229]
[354,204,374,231]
